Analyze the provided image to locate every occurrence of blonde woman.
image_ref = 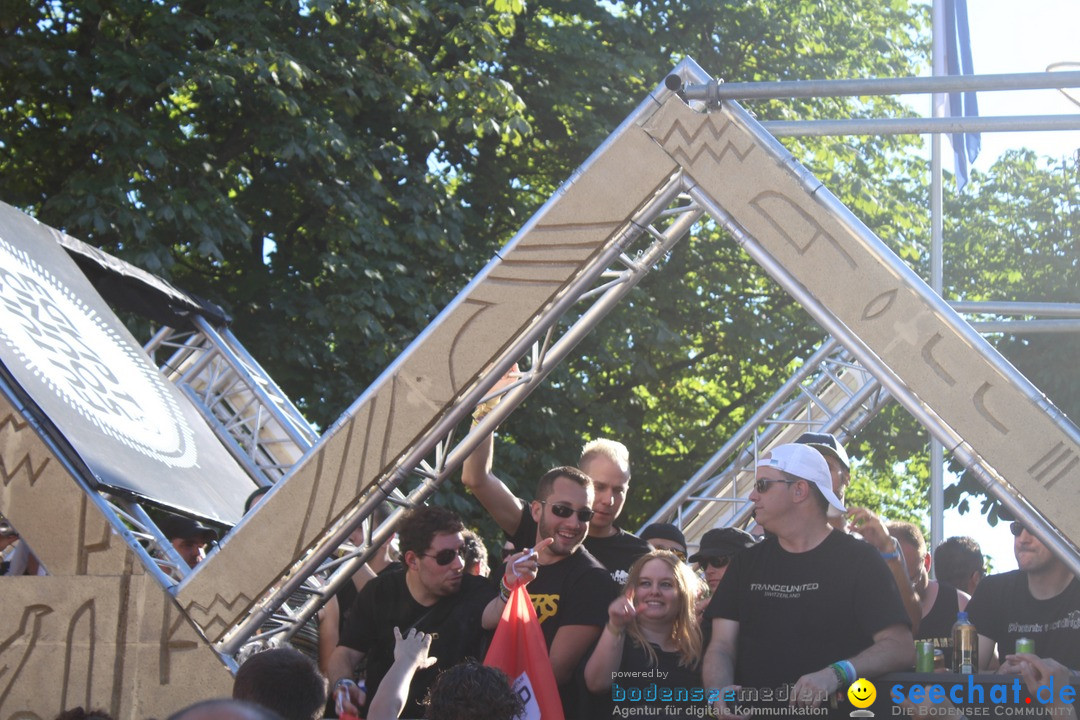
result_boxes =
[585,550,708,718]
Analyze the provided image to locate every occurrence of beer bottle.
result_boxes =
[951,611,978,674]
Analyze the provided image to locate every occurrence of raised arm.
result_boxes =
[461,429,526,536]
[849,507,922,635]
[584,593,635,692]
[365,628,437,720]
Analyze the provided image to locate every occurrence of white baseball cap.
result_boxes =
[757,443,846,517]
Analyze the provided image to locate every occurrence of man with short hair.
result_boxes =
[462,405,650,584]
[329,506,495,718]
[233,647,327,720]
[967,519,1080,670]
[481,466,617,719]
[888,521,969,667]
[934,535,985,596]
[160,515,218,569]
[703,444,913,715]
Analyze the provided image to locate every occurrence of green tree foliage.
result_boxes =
[1,0,1073,538]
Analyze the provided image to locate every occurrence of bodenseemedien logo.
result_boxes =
[849,678,876,716]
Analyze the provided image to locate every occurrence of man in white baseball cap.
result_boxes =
[702,443,913,716]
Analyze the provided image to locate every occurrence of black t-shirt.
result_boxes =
[706,530,910,698]
[339,568,495,717]
[917,581,960,667]
[508,502,651,585]
[608,640,706,718]
[966,570,1080,668]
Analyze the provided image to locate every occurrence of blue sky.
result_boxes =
[935,0,1078,573]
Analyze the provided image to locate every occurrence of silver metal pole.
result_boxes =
[677,70,1080,101]
[929,0,946,556]
[952,301,1080,318]
[763,115,1080,137]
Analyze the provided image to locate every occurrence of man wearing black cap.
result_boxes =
[639,522,688,559]
[795,432,851,524]
[689,527,757,595]
[160,515,218,568]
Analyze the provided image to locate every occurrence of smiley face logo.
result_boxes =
[848,678,876,708]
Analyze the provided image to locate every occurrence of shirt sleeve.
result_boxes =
[851,542,912,634]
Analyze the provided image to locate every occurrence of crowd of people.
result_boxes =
[20,397,1080,719]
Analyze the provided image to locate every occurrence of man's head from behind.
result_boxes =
[424,661,524,720]
[934,536,985,594]
[579,438,631,534]
[533,466,594,558]
[232,647,327,720]
[168,699,284,720]
[794,432,851,501]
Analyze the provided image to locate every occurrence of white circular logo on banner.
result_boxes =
[0,237,197,468]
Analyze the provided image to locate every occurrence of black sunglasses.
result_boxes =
[754,478,797,494]
[698,556,731,570]
[423,547,465,566]
[1010,521,1028,538]
[540,501,594,523]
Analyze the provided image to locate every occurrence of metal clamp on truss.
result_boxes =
[665,73,723,110]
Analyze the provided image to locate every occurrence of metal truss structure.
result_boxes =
[3,56,1078,717]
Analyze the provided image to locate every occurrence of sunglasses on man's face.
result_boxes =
[754,478,797,495]
[423,547,465,566]
[540,501,595,523]
[698,556,731,570]
[1010,521,1028,538]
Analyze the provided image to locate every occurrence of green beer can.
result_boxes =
[916,640,935,673]
[1016,637,1035,654]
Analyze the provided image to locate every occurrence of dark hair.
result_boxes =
[244,486,272,514]
[934,536,984,587]
[461,529,488,574]
[167,699,285,720]
[536,466,592,501]
[53,708,115,720]
[232,648,327,720]
[783,470,828,515]
[424,661,524,720]
[397,506,464,557]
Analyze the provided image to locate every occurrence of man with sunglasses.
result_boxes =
[689,527,757,595]
[966,518,1080,671]
[329,506,496,719]
[463,420,650,585]
[703,443,913,716]
[481,466,617,719]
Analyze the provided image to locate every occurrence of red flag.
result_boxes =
[483,583,565,720]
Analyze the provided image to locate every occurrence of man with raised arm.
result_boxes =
[703,443,913,717]
[462,370,649,585]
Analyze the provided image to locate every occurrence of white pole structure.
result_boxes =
[930,0,947,555]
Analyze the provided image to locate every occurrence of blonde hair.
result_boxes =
[579,438,630,478]
[623,550,703,669]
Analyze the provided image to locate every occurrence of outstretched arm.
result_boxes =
[365,628,437,720]
[461,366,526,536]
